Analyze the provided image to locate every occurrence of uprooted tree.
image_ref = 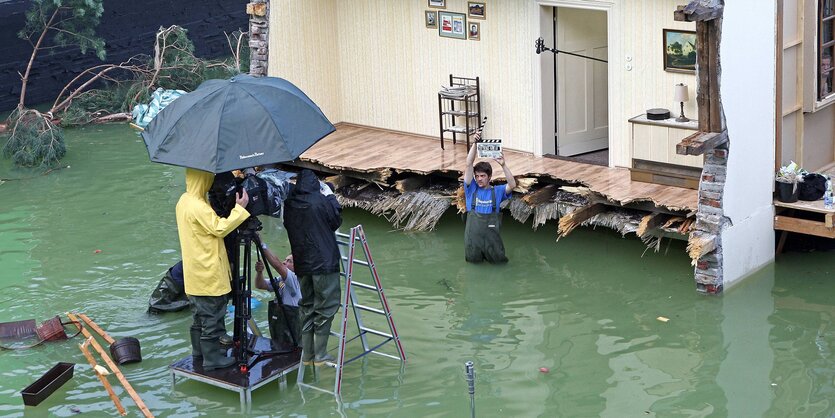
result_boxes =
[2,0,105,169]
[2,20,249,170]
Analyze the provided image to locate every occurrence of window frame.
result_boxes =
[818,0,835,103]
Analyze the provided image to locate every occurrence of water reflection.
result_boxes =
[4,124,835,416]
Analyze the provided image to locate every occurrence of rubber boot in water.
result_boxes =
[190,327,203,361]
[313,330,336,366]
[301,331,314,366]
[201,338,237,371]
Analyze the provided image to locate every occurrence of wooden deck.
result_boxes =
[300,124,699,212]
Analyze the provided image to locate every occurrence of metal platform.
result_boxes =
[170,336,301,410]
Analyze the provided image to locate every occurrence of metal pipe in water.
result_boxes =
[465,361,475,418]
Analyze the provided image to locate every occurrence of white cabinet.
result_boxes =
[629,114,702,168]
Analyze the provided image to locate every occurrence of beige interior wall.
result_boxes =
[269,0,343,123]
[270,0,535,152]
[613,1,697,167]
[269,0,695,160]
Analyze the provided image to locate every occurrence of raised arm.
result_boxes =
[260,241,288,279]
[464,141,478,186]
[494,153,516,193]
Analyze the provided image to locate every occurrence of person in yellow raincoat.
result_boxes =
[176,168,250,370]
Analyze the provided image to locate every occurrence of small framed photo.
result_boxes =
[468,22,480,41]
[425,10,437,28]
[439,11,466,40]
[468,2,486,19]
[428,0,445,9]
[663,29,697,73]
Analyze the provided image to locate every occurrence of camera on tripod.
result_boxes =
[209,169,285,218]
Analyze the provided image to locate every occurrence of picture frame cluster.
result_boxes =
[425,1,484,41]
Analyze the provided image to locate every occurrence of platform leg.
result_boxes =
[297,361,306,384]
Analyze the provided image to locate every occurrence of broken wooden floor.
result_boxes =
[300,123,698,212]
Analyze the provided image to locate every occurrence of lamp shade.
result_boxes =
[674,83,689,102]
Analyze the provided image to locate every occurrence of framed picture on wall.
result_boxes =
[468,22,480,41]
[663,29,697,73]
[439,11,466,40]
[428,0,445,9]
[425,10,437,28]
[468,2,486,19]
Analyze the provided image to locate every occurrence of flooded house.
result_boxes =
[250,0,831,294]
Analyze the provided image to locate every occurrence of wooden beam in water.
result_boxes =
[79,337,126,416]
[67,313,154,418]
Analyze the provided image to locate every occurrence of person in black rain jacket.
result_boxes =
[283,169,342,365]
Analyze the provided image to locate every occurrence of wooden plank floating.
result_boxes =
[676,130,728,156]
[67,313,154,418]
[80,337,127,416]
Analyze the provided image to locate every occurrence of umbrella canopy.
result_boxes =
[142,74,335,173]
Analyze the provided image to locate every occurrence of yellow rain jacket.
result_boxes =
[176,168,249,296]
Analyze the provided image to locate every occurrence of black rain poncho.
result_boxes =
[283,169,342,275]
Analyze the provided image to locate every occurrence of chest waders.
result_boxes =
[464,186,508,263]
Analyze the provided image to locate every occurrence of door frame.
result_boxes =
[532,0,614,166]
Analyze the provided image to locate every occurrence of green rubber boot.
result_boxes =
[301,331,314,365]
[189,327,203,360]
[313,330,336,366]
[201,338,237,371]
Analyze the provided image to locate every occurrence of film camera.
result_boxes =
[208,171,284,218]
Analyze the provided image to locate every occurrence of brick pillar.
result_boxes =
[247,1,269,77]
[692,144,731,294]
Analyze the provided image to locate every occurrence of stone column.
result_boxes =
[247,1,269,77]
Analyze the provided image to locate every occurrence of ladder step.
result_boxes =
[341,256,369,266]
[360,327,392,339]
[351,281,377,291]
[355,304,385,315]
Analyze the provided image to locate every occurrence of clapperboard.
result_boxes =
[477,139,502,159]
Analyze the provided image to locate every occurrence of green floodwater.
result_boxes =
[1,124,835,417]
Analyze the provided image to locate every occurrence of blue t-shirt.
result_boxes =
[464,180,509,214]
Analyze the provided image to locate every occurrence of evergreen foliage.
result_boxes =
[19,0,106,61]
[2,110,66,169]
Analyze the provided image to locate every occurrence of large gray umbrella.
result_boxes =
[141,74,334,173]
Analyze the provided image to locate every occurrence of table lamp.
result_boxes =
[674,83,690,122]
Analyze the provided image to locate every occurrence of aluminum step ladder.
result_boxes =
[296,224,406,396]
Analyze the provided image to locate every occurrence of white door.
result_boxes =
[556,7,608,157]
